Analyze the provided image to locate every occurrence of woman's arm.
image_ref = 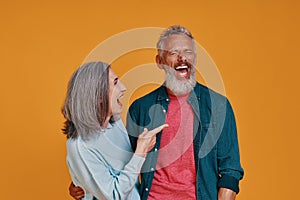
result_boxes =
[67,124,168,200]
[67,138,144,200]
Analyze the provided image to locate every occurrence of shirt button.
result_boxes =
[162,109,166,113]
[154,148,158,151]
[166,98,169,101]
[145,188,149,191]
[151,167,155,171]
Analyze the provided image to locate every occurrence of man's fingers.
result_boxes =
[73,191,84,199]
[75,190,84,195]
[69,182,85,199]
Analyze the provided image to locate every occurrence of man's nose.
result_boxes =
[177,52,187,62]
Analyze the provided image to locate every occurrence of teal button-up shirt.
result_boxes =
[126,83,244,200]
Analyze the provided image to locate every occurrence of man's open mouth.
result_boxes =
[173,61,192,79]
[175,65,188,72]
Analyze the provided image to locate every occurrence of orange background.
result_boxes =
[0,0,299,199]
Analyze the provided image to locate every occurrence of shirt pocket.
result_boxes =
[199,122,218,158]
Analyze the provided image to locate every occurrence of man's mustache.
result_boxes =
[174,61,192,69]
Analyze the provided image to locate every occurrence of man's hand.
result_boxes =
[218,188,236,200]
[69,182,84,200]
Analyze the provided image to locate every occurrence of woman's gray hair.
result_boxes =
[62,62,110,139]
[156,25,196,57]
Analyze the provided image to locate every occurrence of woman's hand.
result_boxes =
[135,124,168,157]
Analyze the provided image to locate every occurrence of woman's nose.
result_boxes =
[120,81,127,92]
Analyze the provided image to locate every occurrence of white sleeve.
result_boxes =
[66,138,145,200]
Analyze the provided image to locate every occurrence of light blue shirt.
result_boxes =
[66,119,145,200]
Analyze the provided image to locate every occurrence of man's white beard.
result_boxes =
[164,66,196,96]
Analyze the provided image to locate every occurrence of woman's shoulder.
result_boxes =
[66,135,96,155]
[66,135,105,167]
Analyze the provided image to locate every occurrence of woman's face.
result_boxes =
[108,68,126,116]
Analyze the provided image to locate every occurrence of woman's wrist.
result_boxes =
[135,153,146,158]
[134,150,147,158]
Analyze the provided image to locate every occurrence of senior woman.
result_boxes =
[62,62,167,200]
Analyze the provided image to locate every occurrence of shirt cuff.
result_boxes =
[217,174,240,194]
[128,154,146,172]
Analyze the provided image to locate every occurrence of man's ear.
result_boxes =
[156,55,164,69]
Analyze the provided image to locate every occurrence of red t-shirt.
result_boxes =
[148,92,196,200]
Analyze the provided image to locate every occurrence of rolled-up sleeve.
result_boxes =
[217,99,244,193]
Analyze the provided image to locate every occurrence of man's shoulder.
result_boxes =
[129,85,165,108]
[194,82,227,101]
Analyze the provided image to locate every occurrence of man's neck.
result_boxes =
[166,87,191,97]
